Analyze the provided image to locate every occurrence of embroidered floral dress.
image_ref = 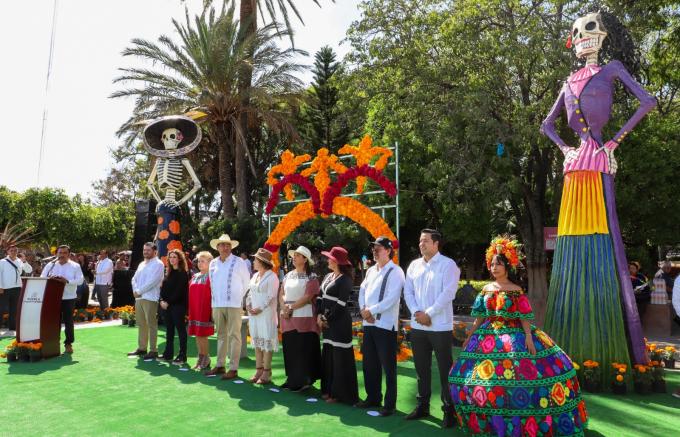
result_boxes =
[448,289,588,436]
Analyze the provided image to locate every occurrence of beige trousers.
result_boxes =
[135,299,158,352]
[212,307,243,370]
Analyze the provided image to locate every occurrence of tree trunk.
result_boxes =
[235,0,257,218]
[215,124,235,218]
[518,195,549,327]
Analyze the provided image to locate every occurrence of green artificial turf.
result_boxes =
[1,326,679,436]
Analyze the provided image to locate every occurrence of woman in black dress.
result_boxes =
[159,249,190,365]
[317,246,359,405]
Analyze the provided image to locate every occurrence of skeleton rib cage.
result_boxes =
[156,158,184,191]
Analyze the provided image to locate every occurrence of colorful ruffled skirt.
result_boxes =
[449,318,587,436]
[544,171,646,381]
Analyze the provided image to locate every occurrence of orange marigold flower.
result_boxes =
[169,220,180,234]
[167,240,183,252]
[158,230,170,240]
[616,375,624,382]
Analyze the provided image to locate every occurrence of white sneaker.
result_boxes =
[672,392,680,399]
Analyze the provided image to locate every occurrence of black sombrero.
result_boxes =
[143,115,202,158]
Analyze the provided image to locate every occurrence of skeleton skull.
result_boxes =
[571,12,607,59]
[161,128,183,150]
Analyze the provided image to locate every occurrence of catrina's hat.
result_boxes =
[143,115,202,158]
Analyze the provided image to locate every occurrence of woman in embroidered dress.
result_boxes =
[188,251,214,370]
[246,248,280,384]
[279,246,321,392]
[449,237,588,436]
[317,246,359,405]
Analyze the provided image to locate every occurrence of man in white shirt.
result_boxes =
[403,229,460,428]
[94,250,114,310]
[127,242,165,360]
[672,276,680,399]
[0,245,33,335]
[240,252,253,274]
[356,237,405,416]
[206,234,250,379]
[41,245,84,354]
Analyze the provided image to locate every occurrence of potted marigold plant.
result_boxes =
[17,342,31,362]
[633,364,652,395]
[582,360,601,392]
[659,346,676,370]
[127,309,136,327]
[4,340,18,362]
[649,360,666,393]
[452,322,468,347]
[611,362,627,394]
[119,308,130,325]
[28,342,43,362]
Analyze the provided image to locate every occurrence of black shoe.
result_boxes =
[142,351,159,361]
[379,407,395,417]
[405,406,430,420]
[291,384,311,393]
[354,399,382,408]
[127,349,147,357]
[280,382,290,390]
[442,407,456,428]
[159,353,173,362]
[172,355,187,365]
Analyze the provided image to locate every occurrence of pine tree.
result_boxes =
[299,46,350,151]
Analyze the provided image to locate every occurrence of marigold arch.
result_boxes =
[264,197,398,271]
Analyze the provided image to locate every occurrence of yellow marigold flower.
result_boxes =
[616,375,624,382]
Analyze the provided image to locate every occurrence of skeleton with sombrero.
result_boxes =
[142,115,202,260]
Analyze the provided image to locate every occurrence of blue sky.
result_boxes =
[0,0,362,197]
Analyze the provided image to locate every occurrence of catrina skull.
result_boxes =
[161,128,183,149]
[571,12,607,59]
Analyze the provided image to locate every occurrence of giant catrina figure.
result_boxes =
[541,10,655,380]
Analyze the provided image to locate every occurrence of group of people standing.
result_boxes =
[123,229,466,428]
[5,228,590,435]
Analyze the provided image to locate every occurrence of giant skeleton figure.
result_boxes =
[541,10,656,380]
[143,115,202,261]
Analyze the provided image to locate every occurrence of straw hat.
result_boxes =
[209,234,240,250]
[288,246,315,266]
[251,248,274,267]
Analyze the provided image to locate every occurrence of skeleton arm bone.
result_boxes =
[177,159,201,205]
[146,160,162,203]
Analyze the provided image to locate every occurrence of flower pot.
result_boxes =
[20,353,30,362]
[122,319,129,325]
[634,382,651,395]
[6,352,17,362]
[663,359,675,370]
[30,354,42,363]
[652,380,666,393]
[128,320,136,327]
[583,380,601,393]
[611,383,627,395]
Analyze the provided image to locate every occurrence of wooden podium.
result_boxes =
[16,277,65,359]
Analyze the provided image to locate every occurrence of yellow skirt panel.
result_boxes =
[557,171,609,236]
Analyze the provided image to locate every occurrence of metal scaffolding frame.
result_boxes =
[266,142,400,260]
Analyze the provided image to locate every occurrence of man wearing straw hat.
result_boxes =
[205,234,251,379]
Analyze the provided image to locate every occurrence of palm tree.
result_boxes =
[111,2,306,218]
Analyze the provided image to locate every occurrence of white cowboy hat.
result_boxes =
[288,245,315,266]
[210,234,240,250]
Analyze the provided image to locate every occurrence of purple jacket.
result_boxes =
[541,60,656,175]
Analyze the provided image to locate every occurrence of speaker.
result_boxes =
[130,199,157,271]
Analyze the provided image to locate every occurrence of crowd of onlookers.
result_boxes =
[630,259,679,322]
